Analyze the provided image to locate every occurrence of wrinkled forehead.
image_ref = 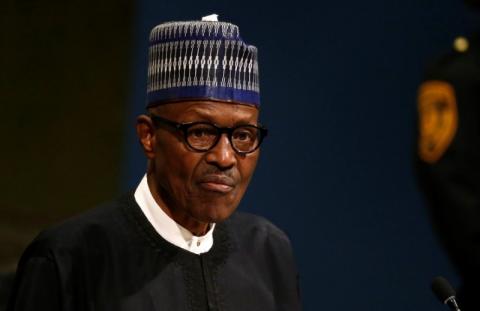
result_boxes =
[149,100,259,124]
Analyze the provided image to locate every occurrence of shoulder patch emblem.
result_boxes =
[417,80,458,163]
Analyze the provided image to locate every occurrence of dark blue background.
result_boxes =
[123,1,474,310]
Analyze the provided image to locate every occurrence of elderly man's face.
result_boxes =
[137,100,260,232]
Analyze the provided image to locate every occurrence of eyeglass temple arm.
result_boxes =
[149,115,182,130]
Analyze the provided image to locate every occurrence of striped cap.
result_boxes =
[147,16,260,107]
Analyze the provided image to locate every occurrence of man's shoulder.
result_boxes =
[227,211,287,235]
[225,211,293,250]
[25,194,135,258]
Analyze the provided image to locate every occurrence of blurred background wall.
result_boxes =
[2,0,476,310]
[0,1,134,272]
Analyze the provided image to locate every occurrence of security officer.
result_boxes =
[416,1,480,309]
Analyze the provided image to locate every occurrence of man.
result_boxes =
[7,15,301,311]
[416,1,480,309]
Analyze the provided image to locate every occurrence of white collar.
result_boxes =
[134,174,215,254]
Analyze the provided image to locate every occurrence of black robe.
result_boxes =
[7,193,301,311]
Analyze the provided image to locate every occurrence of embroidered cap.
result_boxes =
[147,15,260,107]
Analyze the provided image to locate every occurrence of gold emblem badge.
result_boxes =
[417,81,458,163]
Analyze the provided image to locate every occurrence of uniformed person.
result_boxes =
[416,1,480,309]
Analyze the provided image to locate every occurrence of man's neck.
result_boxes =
[134,174,215,254]
[146,173,210,236]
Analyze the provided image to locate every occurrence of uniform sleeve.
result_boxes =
[7,256,62,311]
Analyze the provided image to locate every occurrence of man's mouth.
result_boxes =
[198,175,236,193]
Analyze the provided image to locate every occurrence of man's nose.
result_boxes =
[205,134,237,169]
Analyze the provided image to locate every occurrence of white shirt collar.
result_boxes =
[134,174,215,254]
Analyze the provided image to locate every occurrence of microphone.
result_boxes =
[431,276,461,311]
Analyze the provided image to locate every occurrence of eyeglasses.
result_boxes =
[150,114,268,154]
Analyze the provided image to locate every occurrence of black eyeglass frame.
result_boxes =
[149,114,268,155]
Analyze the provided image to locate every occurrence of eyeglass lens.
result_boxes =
[186,123,260,152]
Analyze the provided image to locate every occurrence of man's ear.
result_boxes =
[136,115,156,159]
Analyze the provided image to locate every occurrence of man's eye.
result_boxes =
[189,127,216,138]
[233,131,254,141]
[191,129,207,137]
